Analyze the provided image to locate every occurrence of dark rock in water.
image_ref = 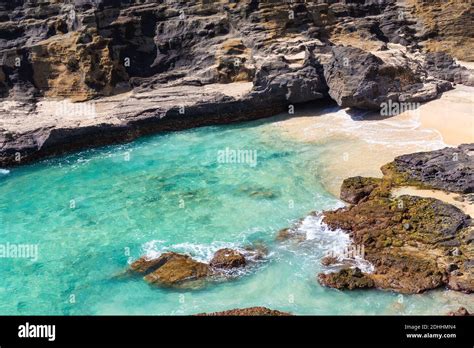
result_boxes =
[318,268,375,290]
[196,306,291,316]
[243,243,268,261]
[210,248,246,269]
[276,227,306,243]
[389,144,474,194]
[141,252,212,287]
[238,186,279,200]
[340,176,382,204]
[130,244,266,288]
[447,307,471,316]
[321,255,339,267]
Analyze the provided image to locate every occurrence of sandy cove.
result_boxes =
[271,85,474,201]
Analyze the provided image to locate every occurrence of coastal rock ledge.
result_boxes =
[318,144,474,294]
[1,1,473,167]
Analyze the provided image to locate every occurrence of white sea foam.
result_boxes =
[140,239,268,279]
[0,169,10,175]
[291,213,374,273]
[142,239,247,263]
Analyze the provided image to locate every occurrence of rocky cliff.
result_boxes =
[0,0,472,166]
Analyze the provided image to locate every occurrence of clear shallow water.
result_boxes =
[0,117,469,315]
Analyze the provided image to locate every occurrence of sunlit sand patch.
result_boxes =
[391,186,474,217]
[417,85,474,146]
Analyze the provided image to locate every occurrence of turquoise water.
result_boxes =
[0,117,469,315]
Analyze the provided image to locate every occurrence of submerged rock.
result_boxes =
[276,227,306,243]
[196,306,291,316]
[210,248,246,269]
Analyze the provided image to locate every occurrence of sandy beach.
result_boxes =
[418,85,474,146]
[271,86,474,197]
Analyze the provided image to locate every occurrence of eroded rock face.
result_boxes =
[407,0,474,61]
[424,52,474,86]
[196,306,291,316]
[0,1,473,166]
[210,248,247,269]
[323,45,452,109]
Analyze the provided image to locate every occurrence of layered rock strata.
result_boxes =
[0,0,473,166]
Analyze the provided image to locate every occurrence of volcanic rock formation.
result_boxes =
[0,0,473,166]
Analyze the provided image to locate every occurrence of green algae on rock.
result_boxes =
[318,145,473,294]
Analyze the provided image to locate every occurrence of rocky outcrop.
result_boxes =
[424,52,474,86]
[196,306,291,316]
[0,1,473,166]
[323,45,452,109]
[317,145,473,294]
[340,176,382,204]
[385,144,474,194]
[210,248,247,269]
[318,267,374,290]
[128,246,264,288]
[133,252,212,287]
